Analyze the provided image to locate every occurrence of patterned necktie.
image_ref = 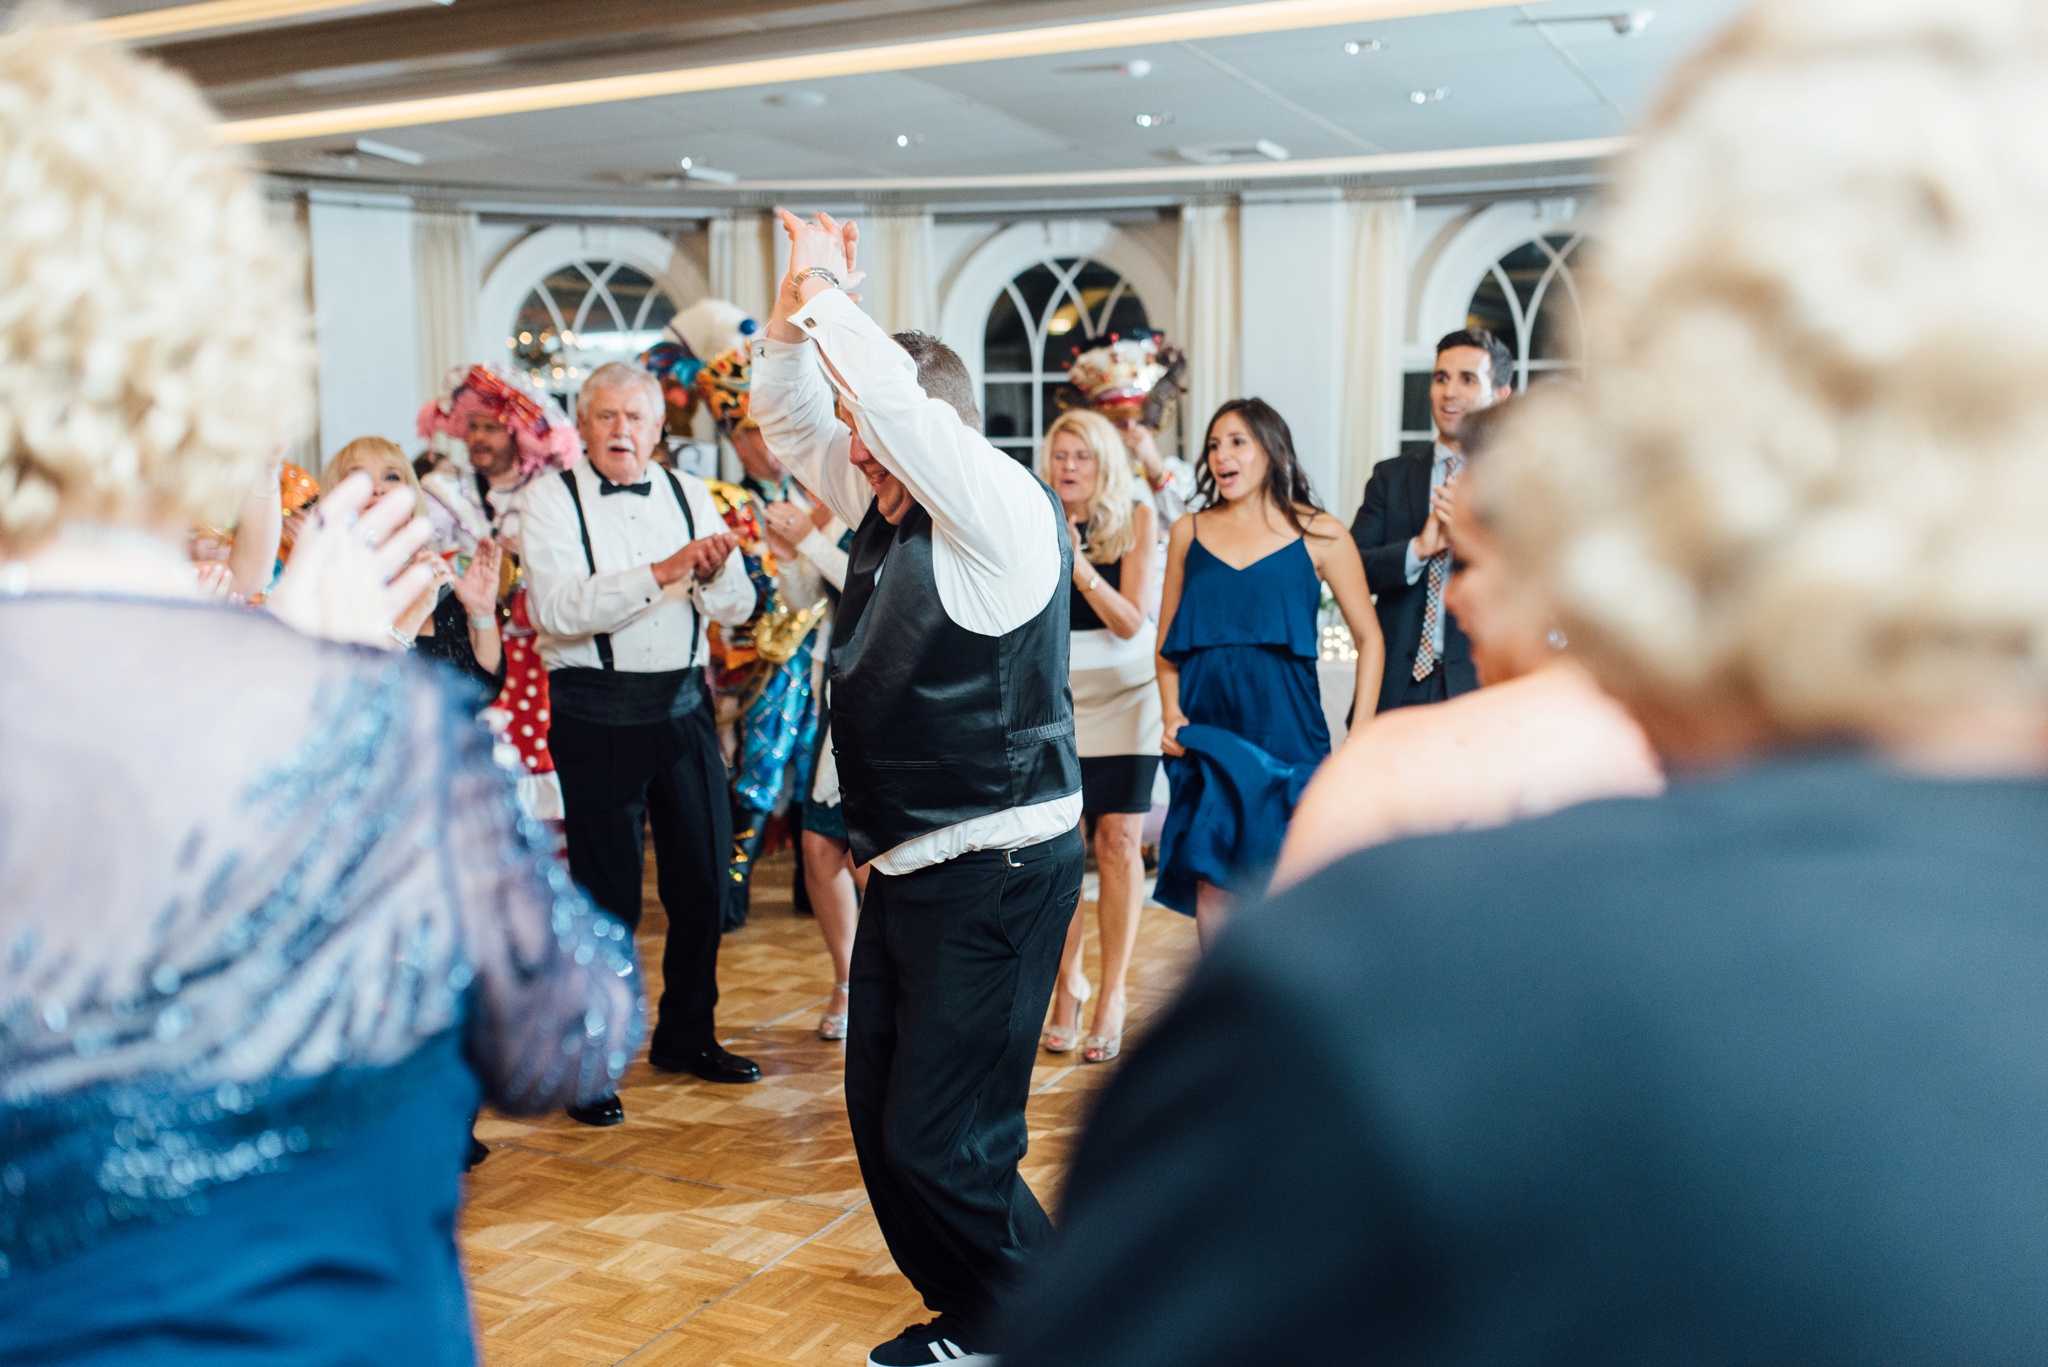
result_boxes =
[1412,452,1464,682]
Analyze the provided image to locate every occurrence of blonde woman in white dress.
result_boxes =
[1037,409,1160,1063]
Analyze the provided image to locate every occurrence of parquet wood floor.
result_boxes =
[464,849,1199,1366]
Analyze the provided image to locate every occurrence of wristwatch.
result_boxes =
[792,266,840,293]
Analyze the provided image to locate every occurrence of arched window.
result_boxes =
[1398,230,1587,458]
[982,257,1151,464]
[507,260,678,405]
[1464,232,1585,390]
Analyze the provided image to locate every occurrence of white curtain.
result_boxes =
[266,191,321,466]
[710,211,775,324]
[1175,199,1242,461]
[863,208,938,336]
[1336,193,1413,517]
[413,204,477,403]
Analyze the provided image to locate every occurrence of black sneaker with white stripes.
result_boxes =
[865,1316,995,1366]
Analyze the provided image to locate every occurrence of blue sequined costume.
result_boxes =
[0,597,644,1363]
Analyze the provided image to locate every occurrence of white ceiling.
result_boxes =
[122,0,1753,200]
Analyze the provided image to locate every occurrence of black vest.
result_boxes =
[830,481,1081,865]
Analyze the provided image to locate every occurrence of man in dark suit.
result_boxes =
[1351,329,1513,712]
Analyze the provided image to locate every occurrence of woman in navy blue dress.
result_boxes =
[1155,399,1384,945]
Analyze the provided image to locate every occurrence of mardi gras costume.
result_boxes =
[1061,332,1198,525]
[415,362,583,820]
[643,298,756,480]
[689,342,828,929]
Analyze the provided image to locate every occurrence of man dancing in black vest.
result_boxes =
[753,211,1083,1367]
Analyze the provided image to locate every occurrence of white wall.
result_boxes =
[1238,190,1348,509]
[307,191,421,462]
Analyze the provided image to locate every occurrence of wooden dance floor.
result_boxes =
[463,848,1199,1366]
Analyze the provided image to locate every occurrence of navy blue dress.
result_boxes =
[0,596,646,1363]
[1155,534,1331,915]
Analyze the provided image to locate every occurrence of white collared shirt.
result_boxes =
[520,461,755,673]
[752,288,1081,875]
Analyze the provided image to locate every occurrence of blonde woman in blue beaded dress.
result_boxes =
[0,21,642,1362]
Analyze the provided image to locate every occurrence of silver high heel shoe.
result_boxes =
[819,983,851,1042]
[1040,977,1091,1054]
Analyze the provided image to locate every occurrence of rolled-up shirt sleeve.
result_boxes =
[753,337,873,532]
[520,472,665,638]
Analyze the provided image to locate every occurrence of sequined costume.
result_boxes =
[417,363,584,820]
[0,597,642,1362]
[704,474,821,925]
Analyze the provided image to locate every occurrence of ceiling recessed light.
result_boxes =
[677,156,739,184]
[1134,112,1175,128]
[895,133,925,148]
[764,90,829,109]
[1343,37,1385,54]
[1120,59,1154,78]
[1408,87,1450,104]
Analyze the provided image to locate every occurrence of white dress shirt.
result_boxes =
[520,461,754,672]
[1402,441,1462,660]
[752,288,1081,875]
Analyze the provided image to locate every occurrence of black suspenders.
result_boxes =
[558,466,700,673]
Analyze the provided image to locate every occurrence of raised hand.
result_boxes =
[267,471,436,647]
[654,530,742,587]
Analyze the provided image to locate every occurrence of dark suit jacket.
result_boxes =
[1352,450,1476,711]
[1001,755,2048,1366]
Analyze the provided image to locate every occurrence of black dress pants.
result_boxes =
[846,826,1086,1342]
[550,697,731,1064]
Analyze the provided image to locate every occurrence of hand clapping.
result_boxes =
[267,471,436,647]
[653,531,741,588]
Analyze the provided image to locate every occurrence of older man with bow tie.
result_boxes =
[521,360,762,1127]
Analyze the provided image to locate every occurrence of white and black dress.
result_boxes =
[1070,533,1164,815]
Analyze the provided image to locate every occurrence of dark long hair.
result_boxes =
[1194,397,1321,536]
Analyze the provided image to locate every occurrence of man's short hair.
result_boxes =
[1435,329,1516,393]
[578,361,662,418]
[893,331,982,431]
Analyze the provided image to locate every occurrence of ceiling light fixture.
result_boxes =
[352,136,424,164]
[1175,138,1290,165]
[1119,59,1154,77]
[84,0,450,46]
[1343,37,1385,53]
[1516,9,1655,36]
[677,156,739,184]
[1134,112,1175,128]
[895,133,925,148]
[1408,86,1449,103]
[218,0,1512,144]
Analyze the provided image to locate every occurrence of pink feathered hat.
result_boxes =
[417,362,583,483]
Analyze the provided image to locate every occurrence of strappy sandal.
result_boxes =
[819,982,851,1042]
[1081,1034,1122,1064]
[1040,977,1091,1054]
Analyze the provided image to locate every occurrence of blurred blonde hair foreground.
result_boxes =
[0,12,310,554]
[1484,0,2048,743]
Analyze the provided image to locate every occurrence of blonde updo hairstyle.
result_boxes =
[1482,0,2048,740]
[0,14,312,554]
[1039,408,1139,565]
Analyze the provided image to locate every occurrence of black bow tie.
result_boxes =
[599,478,652,497]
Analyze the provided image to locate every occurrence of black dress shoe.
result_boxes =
[648,1045,762,1084]
[565,1095,624,1126]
